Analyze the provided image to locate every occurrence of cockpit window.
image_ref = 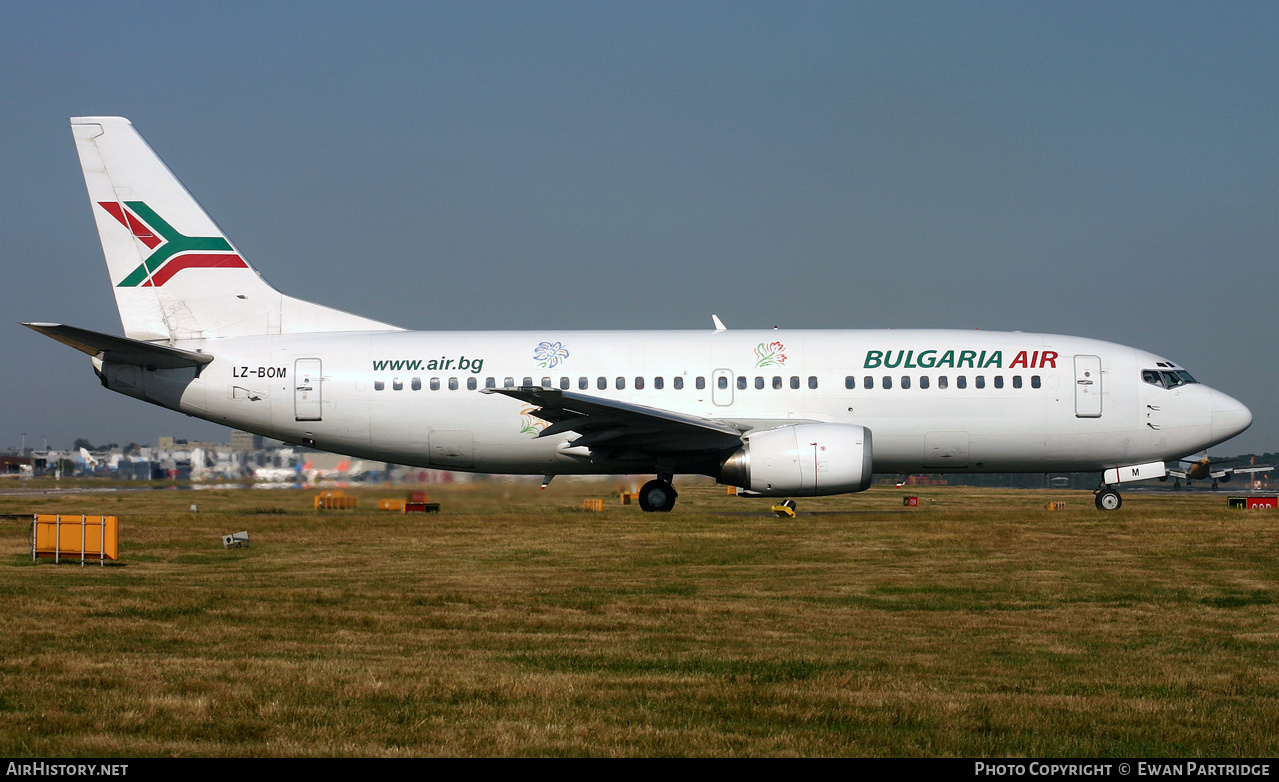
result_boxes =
[1145,368,1199,388]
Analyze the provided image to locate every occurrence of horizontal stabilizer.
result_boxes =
[23,323,213,369]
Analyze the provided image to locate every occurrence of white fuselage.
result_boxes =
[104,327,1250,477]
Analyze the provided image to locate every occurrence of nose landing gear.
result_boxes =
[1094,486,1123,511]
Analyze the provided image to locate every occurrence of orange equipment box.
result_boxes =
[32,514,119,565]
[315,490,358,509]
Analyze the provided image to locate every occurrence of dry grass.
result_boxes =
[0,480,1275,756]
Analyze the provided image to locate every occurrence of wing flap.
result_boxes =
[483,386,745,457]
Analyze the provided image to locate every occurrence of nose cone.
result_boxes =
[1211,390,1253,442]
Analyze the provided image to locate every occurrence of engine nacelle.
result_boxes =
[718,423,873,496]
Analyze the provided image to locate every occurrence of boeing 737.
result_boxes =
[25,117,1256,512]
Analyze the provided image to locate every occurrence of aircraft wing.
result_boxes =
[24,323,213,369]
[483,386,746,458]
[1220,466,1275,478]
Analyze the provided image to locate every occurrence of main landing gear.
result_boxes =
[1094,486,1123,511]
[639,474,678,512]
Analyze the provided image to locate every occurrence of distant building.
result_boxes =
[231,430,264,451]
[0,456,32,475]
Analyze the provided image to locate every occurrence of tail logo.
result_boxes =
[99,201,249,287]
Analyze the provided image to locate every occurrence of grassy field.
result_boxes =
[0,480,1275,757]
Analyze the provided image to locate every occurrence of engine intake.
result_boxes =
[718,423,873,496]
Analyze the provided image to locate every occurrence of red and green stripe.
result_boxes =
[100,201,248,287]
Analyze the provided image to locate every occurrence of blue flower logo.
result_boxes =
[534,341,569,369]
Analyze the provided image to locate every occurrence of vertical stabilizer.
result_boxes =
[71,117,399,342]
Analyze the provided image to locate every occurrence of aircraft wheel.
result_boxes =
[1095,488,1122,511]
[639,479,678,512]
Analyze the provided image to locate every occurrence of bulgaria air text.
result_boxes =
[864,349,1058,370]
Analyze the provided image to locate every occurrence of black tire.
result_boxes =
[1095,489,1122,511]
[639,479,677,512]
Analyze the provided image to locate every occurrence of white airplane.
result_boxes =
[25,117,1255,512]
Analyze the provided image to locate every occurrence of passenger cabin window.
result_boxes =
[808,376,818,389]
[882,376,892,390]
[467,377,477,391]
[718,376,728,390]
[674,377,684,390]
[975,376,985,389]
[374,380,385,391]
[920,376,930,389]
[845,376,856,389]
[1031,375,1041,388]
[579,377,588,390]
[560,377,570,390]
[938,376,948,389]
[736,376,746,390]
[616,377,626,390]
[635,376,645,390]
[696,377,706,390]
[411,378,422,391]
[901,375,911,389]
[449,378,459,391]
[773,376,782,389]
[654,377,664,389]
[504,377,515,388]
[485,377,495,389]
[957,376,967,389]
[393,379,403,391]
[791,376,800,389]
[430,378,440,391]
[1012,376,1021,389]
[864,376,874,390]
[598,377,607,390]
[541,377,552,388]
[755,377,764,390]
[523,377,532,387]
[994,376,1004,389]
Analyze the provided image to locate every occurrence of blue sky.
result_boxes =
[1,1,1275,455]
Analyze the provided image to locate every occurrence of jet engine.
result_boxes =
[717,423,873,496]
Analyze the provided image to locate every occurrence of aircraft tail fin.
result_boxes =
[71,117,400,342]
